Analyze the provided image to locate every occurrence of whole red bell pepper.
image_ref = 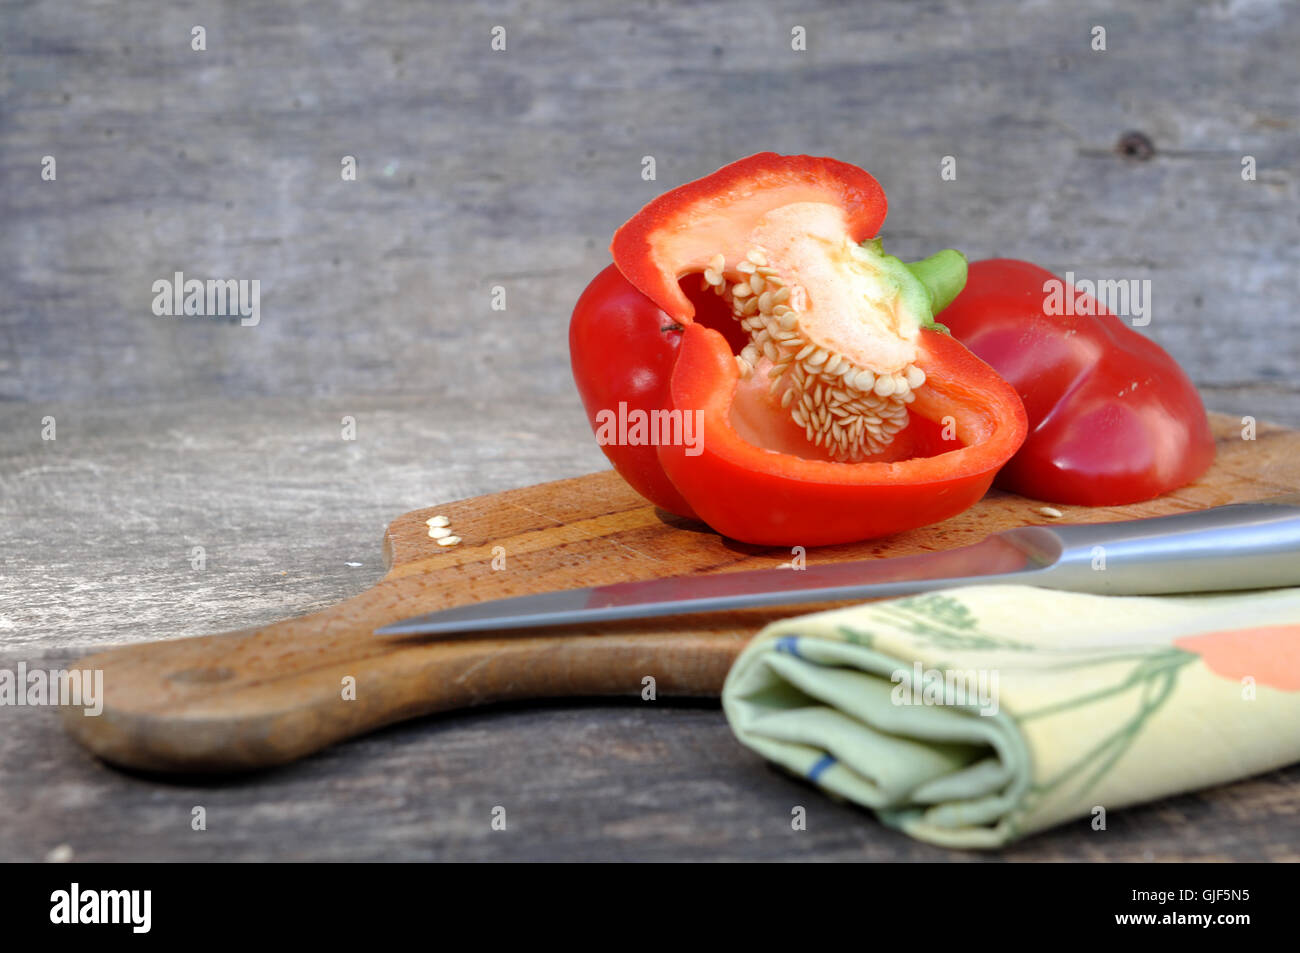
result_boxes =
[570,153,1027,545]
[940,259,1215,506]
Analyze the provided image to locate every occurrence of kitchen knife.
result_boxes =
[374,497,1300,638]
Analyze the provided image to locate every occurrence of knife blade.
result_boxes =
[374,498,1300,638]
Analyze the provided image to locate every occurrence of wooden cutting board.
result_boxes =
[63,413,1299,773]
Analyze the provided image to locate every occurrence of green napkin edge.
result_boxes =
[722,631,1035,849]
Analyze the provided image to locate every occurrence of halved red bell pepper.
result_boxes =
[570,153,1028,545]
[940,259,1215,506]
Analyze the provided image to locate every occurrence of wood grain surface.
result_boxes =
[4,0,1300,861]
[59,414,1300,778]
[3,1,1297,412]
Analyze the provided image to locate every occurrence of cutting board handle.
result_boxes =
[61,583,744,773]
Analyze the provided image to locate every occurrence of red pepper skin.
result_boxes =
[569,264,699,517]
[940,259,1215,506]
[655,323,1028,546]
[612,152,887,320]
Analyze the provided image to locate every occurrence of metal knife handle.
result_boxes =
[1000,497,1300,595]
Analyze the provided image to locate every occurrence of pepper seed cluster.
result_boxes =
[702,248,925,461]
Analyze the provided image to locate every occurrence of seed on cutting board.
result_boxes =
[425,515,450,527]
[428,526,452,539]
[1038,506,1064,519]
[436,535,462,547]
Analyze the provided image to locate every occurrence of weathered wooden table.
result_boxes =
[2,0,1298,860]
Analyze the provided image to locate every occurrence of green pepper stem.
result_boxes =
[905,249,967,316]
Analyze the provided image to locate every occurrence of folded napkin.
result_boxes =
[722,584,1300,848]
